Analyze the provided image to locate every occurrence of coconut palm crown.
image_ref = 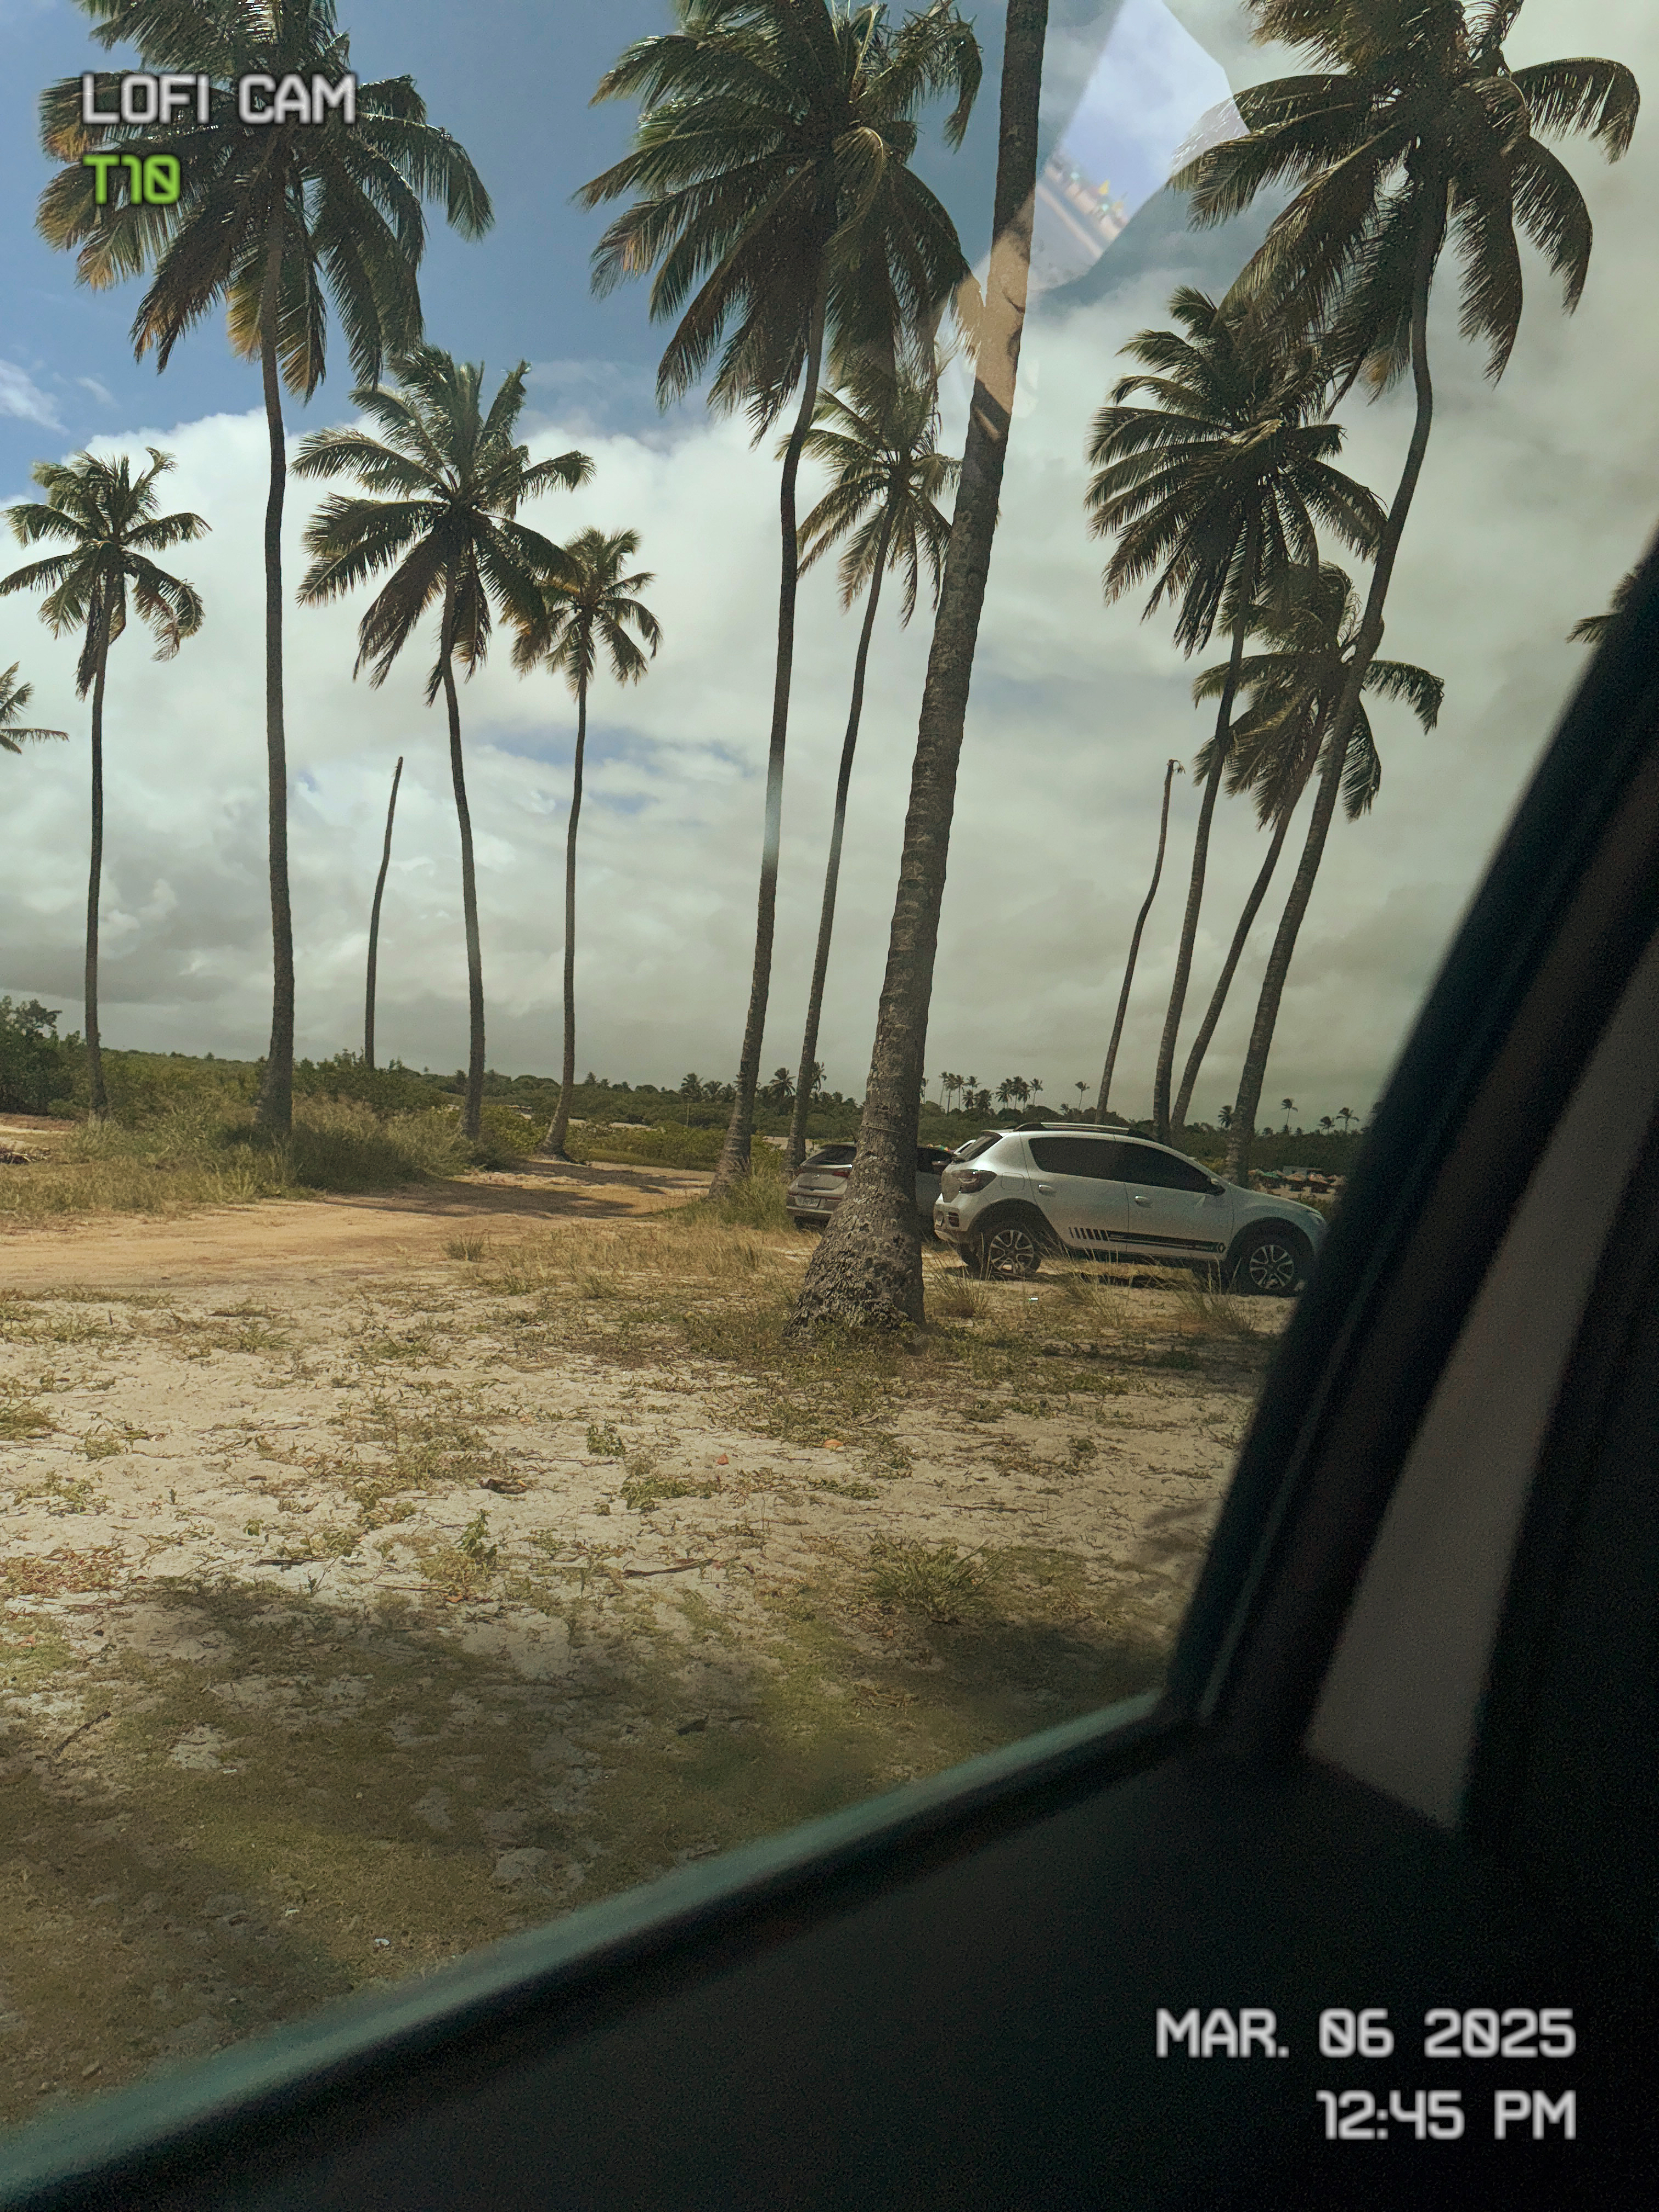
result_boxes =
[795,364,960,621]
[579,0,981,424]
[0,666,67,755]
[1176,1,1640,391]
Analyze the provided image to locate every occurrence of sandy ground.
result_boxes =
[0,1164,1286,2132]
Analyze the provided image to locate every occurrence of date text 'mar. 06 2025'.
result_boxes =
[1153,2007,1576,2059]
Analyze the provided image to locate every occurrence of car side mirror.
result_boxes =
[1209,1178,1226,1195]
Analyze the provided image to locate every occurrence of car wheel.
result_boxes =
[791,1216,825,1233]
[1229,1225,1307,1296]
[979,1217,1043,1281]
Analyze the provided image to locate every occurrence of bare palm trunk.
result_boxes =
[1152,530,1256,1142]
[1096,755,1177,1121]
[253,205,294,1135]
[1224,227,1439,1185]
[543,673,588,1160]
[83,608,111,1119]
[792,0,1049,1332]
[709,273,831,1200]
[364,754,403,1071]
[1170,795,1294,1134]
[438,583,486,1144]
[785,514,894,1177]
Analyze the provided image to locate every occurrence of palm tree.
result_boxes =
[1177,0,1638,1182]
[1096,755,1182,1123]
[294,348,591,1141]
[364,755,403,1071]
[40,2,492,1135]
[793,0,1049,1333]
[512,526,661,1159]
[1336,1105,1354,1133]
[1571,565,1640,646]
[1171,561,1442,1131]
[783,365,959,1173]
[1085,286,1384,1146]
[0,665,67,758]
[1,449,205,1118]
[581,0,981,1201]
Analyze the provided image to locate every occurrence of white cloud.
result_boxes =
[0,362,62,430]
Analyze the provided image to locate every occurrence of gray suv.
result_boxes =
[934,1126,1327,1294]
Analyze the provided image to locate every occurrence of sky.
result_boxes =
[0,0,1654,1130]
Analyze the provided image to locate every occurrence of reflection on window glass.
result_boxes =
[0,0,1646,2135]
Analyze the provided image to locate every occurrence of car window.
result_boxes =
[1119,1146,1215,1194]
[952,1133,1003,1163]
[803,1145,856,1168]
[916,1146,953,1170]
[1028,1135,1130,1179]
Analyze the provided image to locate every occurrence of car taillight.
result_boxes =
[830,1166,851,1180]
[956,1170,994,1193]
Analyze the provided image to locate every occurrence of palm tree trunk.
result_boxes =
[438,580,486,1144]
[253,204,295,1135]
[1096,755,1177,1121]
[785,514,894,1177]
[83,607,111,1119]
[1224,224,1440,1186]
[1170,797,1294,1135]
[544,672,588,1159]
[791,0,1049,1333]
[364,754,403,1071]
[1152,529,1256,1142]
[708,270,831,1201]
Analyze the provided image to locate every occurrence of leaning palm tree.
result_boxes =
[1571,565,1640,646]
[294,349,591,1141]
[581,0,981,1200]
[1171,561,1442,1132]
[782,364,959,1175]
[1,450,206,1118]
[39,0,492,1135]
[511,527,662,1161]
[0,665,67,758]
[1176,0,1639,1183]
[1096,758,1181,1122]
[1085,286,1384,1144]
[793,0,1049,1332]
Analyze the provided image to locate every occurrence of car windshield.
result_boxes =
[0,0,1646,2136]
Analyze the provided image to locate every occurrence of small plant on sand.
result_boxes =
[586,1421,625,1459]
[866,1536,988,1625]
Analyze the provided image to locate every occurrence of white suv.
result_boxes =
[934,1126,1327,1294]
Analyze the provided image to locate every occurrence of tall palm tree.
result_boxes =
[793,0,1049,1333]
[1176,0,1639,1182]
[580,0,981,1200]
[294,348,591,1141]
[511,526,662,1160]
[1085,286,1384,1144]
[0,665,67,758]
[1096,757,1181,1122]
[40,1,492,1135]
[1171,561,1441,1131]
[364,754,403,1072]
[1,450,206,1118]
[782,364,959,1175]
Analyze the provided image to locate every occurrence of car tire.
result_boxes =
[1228,1223,1309,1296]
[791,1216,826,1233]
[967,1208,1046,1281]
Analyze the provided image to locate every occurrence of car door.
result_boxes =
[1116,1142,1231,1262]
[913,1146,952,1217]
[1024,1133,1130,1252]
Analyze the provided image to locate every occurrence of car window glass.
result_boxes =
[1028,1135,1129,1178]
[804,1146,855,1168]
[1120,1147,1214,1193]
[953,1133,1003,1163]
